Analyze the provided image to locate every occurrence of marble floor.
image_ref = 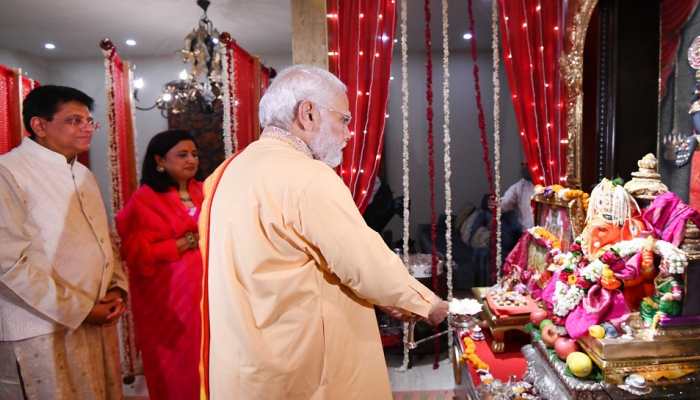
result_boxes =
[123,351,457,398]
[387,352,456,392]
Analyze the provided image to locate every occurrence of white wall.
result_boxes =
[0,48,50,83]
[383,50,522,238]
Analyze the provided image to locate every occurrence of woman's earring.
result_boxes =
[157,166,165,172]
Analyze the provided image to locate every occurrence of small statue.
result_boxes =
[640,272,684,327]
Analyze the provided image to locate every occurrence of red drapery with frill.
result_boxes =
[102,43,138,213]
[0,65,39,155]
[223,40,271,153]
[498,0,568,187]
[659,0,700,98]
[327,0,396,213]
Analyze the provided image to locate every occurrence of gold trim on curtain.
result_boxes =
[563,0,598,188]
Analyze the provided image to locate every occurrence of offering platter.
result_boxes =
[472,286,532,352]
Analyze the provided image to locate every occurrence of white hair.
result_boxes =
[259,64,346,130]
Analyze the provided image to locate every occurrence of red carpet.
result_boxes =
[465,330,529,384]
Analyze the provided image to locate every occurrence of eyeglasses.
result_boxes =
[316,103,352,126]
[49,116,100,130]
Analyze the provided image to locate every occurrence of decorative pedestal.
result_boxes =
[524,339,700,399]
[578,320,700,384]
[472,287,531,353]
[523,341,608,400]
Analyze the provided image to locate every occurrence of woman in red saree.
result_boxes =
[116,130,203,400]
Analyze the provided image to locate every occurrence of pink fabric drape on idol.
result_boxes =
[327,0,396,213]
[643,192,700,246]
[497,0,568,186]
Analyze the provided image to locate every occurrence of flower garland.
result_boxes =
[441,0,453,349]
[100,38,137,380]
[400,0,411,372]
[491,0,503,278]
[221,44,233,157]
[534,184,590,210]
[423,0,441,369]
[102,46,123,217]
[551,237,688,317]
[220,36,238,157]
[467,0,497,283]
[461,336,490,372]
[528,226,562,250]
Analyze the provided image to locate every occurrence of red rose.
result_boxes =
[576,277,591,290]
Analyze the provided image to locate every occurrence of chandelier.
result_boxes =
[136,0,224,117]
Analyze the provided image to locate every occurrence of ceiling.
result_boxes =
[0,0,493,61]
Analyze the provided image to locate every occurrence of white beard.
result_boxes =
[309,121,345,168]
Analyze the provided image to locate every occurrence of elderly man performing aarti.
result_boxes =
[199,65,448,399]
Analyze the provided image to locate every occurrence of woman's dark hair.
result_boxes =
[141,130,199,192]
[23,85,94,138]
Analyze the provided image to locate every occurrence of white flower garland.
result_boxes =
[579,259,604,282]
[221,45,233,157]
[553,280,584,317]
[400,0,411,372]
[103,52,123,217]
[221,44,239,157]
[491,0,503,278]
[441,0,453,350]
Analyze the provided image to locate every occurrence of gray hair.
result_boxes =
[259,64,346,130]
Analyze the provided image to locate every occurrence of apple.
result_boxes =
[541,324,559,348]
[566,352,593,378]
[554,337,579,360]
[530,309,548,326]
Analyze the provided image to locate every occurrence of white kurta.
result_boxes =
[0,138,127,399]
[205,133,440,399]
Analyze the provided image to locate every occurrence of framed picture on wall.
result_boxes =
[531,192,586,252]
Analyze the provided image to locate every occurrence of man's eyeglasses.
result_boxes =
[316,103,352,127]
[49,116,100,130]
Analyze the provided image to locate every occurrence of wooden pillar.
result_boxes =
[291,0,328,69]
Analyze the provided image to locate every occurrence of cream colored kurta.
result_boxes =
[0,138,128,399]
[205,134,440,400]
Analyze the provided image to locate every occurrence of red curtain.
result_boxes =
[498,0,568,186]
[327,0,396,213]
[660,0,700,98]
[0,65,39,155]
[102,45,138,212]
[232,43,267,152]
